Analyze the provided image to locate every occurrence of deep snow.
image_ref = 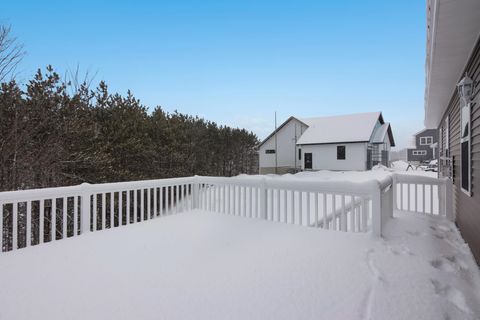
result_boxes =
[0,210,479,320]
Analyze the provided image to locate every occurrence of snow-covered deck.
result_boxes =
[1,210,479,320]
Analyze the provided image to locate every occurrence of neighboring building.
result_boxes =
[258,112,395,173]
[424,0,480,263]
[406,128,438,162]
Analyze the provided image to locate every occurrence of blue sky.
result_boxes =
[2,0,425,148]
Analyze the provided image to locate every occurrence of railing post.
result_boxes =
[371,181,382,237]
[192,176,199,209]
[444,178,454,221]
[259,177,267,219]
[80,183,91,234]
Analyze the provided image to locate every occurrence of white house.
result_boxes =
[258,112,395,173]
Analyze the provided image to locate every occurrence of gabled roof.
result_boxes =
[371,122,396,147]
[296,112,382,145]
[258,116,307,147]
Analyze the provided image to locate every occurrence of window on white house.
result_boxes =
[298,148,301,160]
[420,136,433,145]
[461,103,471,194]
[265,149,276,154]
[337,146,346,160]
[412,150,427,156]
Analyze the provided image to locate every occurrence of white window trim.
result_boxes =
[460,103,472,196]
[419,136,433,145]
[412,150,427,156]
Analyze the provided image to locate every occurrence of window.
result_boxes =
[461,103,471,194]
[420,136,433,145]
[337,146,346,160]
[265,149,275,154]
[412,150,427,156]
[298,148,301,160]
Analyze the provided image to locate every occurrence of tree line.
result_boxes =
[0,66,259,192]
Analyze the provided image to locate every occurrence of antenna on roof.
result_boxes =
[274,111,278,174]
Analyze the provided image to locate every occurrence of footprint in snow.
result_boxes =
[430,279,472,315]
[388,245,414,256]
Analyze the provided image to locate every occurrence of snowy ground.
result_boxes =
[0,210,479,320]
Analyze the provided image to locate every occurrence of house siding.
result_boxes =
[300,143,367,171]
[407,129,438,162]
[438,35,480,264]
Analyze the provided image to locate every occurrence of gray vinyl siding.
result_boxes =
[407,129,438,162]
[438,35,480,264]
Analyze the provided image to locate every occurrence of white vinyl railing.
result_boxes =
[0,177,196,252]
[1,173,453,254]
[392,174,453,220]
[197,176,393,237]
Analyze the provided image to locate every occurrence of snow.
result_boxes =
[296,111,381,145]
[0,210,479,320]
[0,165,478,319]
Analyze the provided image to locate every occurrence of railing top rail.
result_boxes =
[392,173,447,185]
[0,176,197,203]
[197,175,392,196]
[0,173,396,204]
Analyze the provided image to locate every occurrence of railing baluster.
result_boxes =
[361,198,367,232]
[283,190,287,223]
[153,187,157,218]
[430,185,434,215]
[160,187,163,216]
[119,191,123,225]
[332,195,337,230]
[243,186,247,216]
[413,183,418,212]
[40,199,45,243]
[314,193,319,228]
[233,185,237,215]
[176,185,180,214]
[110,193,114,227]
[126,191,131,224]
[102,193,106,230]
[51,198,56,240]
[323,193,327,229]
[147,188,151,219]
[12,202,18,249]
[268,189,273,220]
[291,190,295,224]
[422,184,426,214]
[400,183,403,211]
[249,187,253,218]
[275,189,280,221]
[134,190,138,222]
[63,197,68,237]
[26,201,32,246]
[140,189,145,221]
[73,196,78,236]
[306,192,310,227]
[341,195,346,232]
[92,194,98,231]
[298,192,302,226]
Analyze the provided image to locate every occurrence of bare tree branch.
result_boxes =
[0,25,26,82]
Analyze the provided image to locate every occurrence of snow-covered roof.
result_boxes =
[424,0,480,128]
[296,112,382,145]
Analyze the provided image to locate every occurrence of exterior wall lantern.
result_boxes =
[457,73,475,103]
